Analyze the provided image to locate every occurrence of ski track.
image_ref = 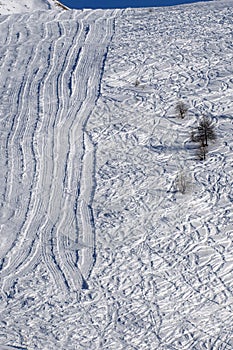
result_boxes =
[0,9,119,295]
[1,1,233,349]
[86,3,233,350]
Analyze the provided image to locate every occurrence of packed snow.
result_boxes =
[0,0,233,349]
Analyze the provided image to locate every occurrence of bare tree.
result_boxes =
[175,101,188,119]
[191,115,217,161]
[191,116,216,147]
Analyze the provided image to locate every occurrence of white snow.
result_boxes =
[0,0,233,349]
[0,0,68,15]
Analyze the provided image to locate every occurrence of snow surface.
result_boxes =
[0,0,233,349]
[0,0,68,15]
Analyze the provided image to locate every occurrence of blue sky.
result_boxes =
[61,0,212,9]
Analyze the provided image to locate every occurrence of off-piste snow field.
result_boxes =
[0,0,233,349]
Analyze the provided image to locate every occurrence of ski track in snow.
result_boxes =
[87,3,233,350]
[0,1,233,349]
[0,9,119,295]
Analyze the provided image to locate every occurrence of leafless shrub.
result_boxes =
[175,171,187,194]
[175,101,188,119]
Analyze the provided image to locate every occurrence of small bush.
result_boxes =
[175,101,188,119]
[175,171,187,194]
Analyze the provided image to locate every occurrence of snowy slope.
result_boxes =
[0,0,68,15]
[0,0,233,349]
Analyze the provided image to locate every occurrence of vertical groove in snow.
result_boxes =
[0,9,119,293]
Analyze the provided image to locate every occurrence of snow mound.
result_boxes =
[0,0,68,15]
